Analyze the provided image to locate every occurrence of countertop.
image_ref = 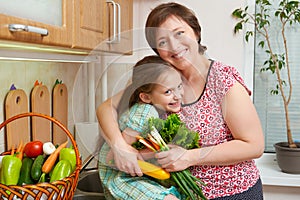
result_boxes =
[255,153,300,187]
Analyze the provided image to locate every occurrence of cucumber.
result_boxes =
[18,157,34,185]
[31,155,44,181]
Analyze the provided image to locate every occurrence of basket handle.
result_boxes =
[0,112,81,170]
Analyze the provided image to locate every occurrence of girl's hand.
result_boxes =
[155,145,190,172]
[111,141,144,177]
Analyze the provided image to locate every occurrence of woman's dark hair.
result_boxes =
[145,2,207,55]
[117,55,175,117]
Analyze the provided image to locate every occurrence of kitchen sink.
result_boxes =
[76,169,103,193]
[73,192,105,200]
[73,169,106,200]
[73,192,106,200]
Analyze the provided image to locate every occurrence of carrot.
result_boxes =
[136,136,157,152]
[11,145,15,155]
[41,140,68,174]
[147,134,160,151]
[16,140,24,160]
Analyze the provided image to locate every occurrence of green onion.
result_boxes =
[148,126,206,199]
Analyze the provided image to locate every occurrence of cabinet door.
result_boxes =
[0,0,72,47]
[106,0,133,55]
[74,0,133,54]
[73,0,109,51]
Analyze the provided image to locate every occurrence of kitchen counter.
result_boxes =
[255,153,300,187]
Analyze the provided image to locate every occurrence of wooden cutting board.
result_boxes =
[31,85,51,142]
[5,89,30,150]
[52,83,68,145]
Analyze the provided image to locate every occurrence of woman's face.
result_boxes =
[155,15,199,71]
[142,69,183,113]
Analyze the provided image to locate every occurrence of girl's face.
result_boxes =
[141,69,183,113]
[155,15,199,71]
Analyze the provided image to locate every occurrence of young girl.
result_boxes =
[99,55,184,200]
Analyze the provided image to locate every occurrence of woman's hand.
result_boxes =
[155,145,190,172]
[111,141,144,177]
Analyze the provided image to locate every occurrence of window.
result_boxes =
[253,0,300,152]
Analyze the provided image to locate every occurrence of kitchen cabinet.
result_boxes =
[0,0,133,54]
[73,0,133,54]
[0,0,72,47]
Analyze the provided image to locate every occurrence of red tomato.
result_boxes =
[23,141,43,158]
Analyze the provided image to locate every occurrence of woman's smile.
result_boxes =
[172,48,188,59]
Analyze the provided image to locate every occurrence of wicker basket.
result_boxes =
[0,112,81,200]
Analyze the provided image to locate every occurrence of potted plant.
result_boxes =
[232,0,300,173]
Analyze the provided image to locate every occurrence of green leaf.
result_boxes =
[245,31,253,42]
[232,8,244,18]
[234,22,243,33]
[258,41,265,48]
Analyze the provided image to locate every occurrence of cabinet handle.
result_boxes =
[116,2,121,43]
[8,24,48,36]
[106,0,121,43]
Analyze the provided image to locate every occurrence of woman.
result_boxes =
[97,2,264,199]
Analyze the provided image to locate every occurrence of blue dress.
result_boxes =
[98,103,182,200]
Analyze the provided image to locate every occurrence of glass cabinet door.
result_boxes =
[0,0,72,47]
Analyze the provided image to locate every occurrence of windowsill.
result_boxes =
[255,153,300,187]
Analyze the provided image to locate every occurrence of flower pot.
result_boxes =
[274,142,300,174]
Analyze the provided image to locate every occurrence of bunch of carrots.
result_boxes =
[136,125,207,200]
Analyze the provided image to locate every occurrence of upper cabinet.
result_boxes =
[73,0,133,54]
[0,0,133,54]
[0,0,72,47]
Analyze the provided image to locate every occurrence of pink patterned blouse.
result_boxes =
[177,60,260,199]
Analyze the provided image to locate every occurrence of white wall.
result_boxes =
[263,185,300,200]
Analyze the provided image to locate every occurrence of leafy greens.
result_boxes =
[133,114,200,150]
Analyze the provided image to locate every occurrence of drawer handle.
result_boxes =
[8,24,48,36]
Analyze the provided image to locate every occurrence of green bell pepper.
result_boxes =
[59,146,76,172]
[0,155,22,185]
[50,160,72,183]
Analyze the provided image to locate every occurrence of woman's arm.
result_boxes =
[97,93,143,176]
[156,82,264,171]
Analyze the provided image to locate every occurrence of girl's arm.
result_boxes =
[156,82,264,171]
[97,92,143,176]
